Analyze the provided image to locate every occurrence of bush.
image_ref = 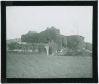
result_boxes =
[7,42,21,50]
[56,48,92,56]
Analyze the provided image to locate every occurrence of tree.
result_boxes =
[21,32,39,43]
[67,35,85,50]
[21,26,61,44]
[21,27,62,55]
[85,42,92,51]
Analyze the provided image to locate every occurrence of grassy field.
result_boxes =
[6,52,92,78]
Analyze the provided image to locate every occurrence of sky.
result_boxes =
[6,6,93,43]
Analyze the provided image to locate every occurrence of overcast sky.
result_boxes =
[6,6,93,43]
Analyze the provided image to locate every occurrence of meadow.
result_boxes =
[6,52,92,78]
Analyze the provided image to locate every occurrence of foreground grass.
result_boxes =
[6,52,92,78]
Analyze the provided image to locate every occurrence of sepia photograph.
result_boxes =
[6,6,93,78]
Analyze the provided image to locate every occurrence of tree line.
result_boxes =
[7,26,92,56]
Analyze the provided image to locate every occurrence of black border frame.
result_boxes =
[1,1,98,83]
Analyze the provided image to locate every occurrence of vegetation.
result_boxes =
[7,26,92,56]
[21,26,60,43]
[7,42,21,50]
[85,42,92,51]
